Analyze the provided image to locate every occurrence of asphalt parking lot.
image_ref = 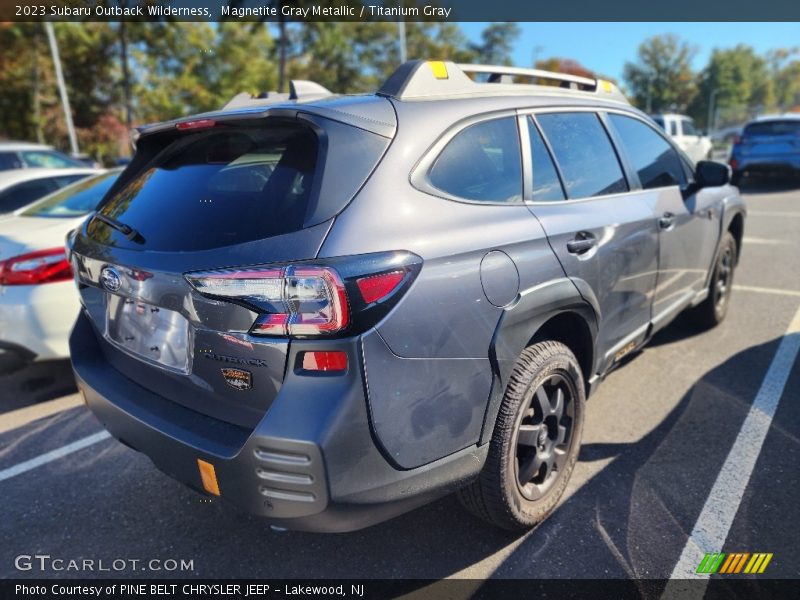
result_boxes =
[1,180,798,584]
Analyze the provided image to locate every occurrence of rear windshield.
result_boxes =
[89,123,320,251]
[744,120,800,137]
[22,171,119,218]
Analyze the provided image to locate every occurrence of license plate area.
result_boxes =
[105,294,191,374]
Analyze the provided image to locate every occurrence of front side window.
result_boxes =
[608,114,686,189]
[428,117,522,203]
[536,112,627,199]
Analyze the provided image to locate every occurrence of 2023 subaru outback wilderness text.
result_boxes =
[68,61,746,532]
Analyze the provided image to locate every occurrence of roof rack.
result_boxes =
[377,60,629,104]
[222,80,333,110]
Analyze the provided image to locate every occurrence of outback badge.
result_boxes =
[221,368,252,391]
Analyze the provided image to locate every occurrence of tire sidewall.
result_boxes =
[712,233,737,323]
[501,347,586,525]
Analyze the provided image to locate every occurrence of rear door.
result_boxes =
[521,110,658,369]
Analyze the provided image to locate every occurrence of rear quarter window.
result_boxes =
[428,116,522,203]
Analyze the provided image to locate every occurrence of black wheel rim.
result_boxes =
[513,373,575,500]
[715,245,733,310]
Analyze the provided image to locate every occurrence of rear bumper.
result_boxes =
[71,311,486,532]
[732,154,800,174]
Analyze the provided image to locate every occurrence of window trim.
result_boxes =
[410,109,525,206]
[521,108,631,204]
[518,105,696,204]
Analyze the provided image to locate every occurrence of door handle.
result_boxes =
[659,212,676,229]
[566,234,597,255]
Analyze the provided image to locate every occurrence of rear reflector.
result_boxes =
[0,247,72,286]
[356,271,404,304]
[197,459,221,496]
[176,119,216,131]
[301,351,348,372]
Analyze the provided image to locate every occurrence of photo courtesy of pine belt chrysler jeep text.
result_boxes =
[68,60,746,532]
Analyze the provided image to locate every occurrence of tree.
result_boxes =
[692,45,775,128]
[768,48,800,111]
[535,57,596,79]
[623,34,698,113]
[470,23,520,66]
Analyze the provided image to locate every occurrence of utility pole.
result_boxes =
[398,21,407,64]
[646,73,656,114]
[707,89,719,134]
[44,22,79,155]
[119,2,133,130]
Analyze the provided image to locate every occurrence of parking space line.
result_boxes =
[0,394,83,435]
[733,285,800,298]
[748,210,800,217]
[664,305,800,595]
[0,430,110,483]
[742,237,795,245]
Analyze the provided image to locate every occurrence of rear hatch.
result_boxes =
[740,119,800,156]
[69,105,393,429]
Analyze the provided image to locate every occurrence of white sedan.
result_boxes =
[0,170,120,371]
[0,167,100,215]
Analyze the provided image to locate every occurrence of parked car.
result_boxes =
[650,113,713,164]
[729,114,800,185]
[0,141,94,171]
[0,168,99,215]
[68,61,745,532]
[0,170,120,372]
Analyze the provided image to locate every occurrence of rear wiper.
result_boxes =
[91,213,145,243]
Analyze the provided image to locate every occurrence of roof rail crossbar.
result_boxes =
[222,80,333,110]
[377,60,629,105]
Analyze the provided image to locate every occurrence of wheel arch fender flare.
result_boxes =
[479,278,599,446]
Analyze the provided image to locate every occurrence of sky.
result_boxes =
[458,22,800,81]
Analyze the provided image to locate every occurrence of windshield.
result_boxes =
[21,171,119,218]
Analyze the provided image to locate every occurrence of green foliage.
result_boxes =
[470,23,520,66]
[623,34,698,112]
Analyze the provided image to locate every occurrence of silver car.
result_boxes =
[68,61,746,532]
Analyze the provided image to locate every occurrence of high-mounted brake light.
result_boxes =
[356,271,405,304]
[0,247,72,286]
[176,119,216,131]
[187,265,349,337]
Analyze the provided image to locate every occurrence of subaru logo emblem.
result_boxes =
[100,266,122,293]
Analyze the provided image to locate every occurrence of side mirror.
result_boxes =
[695,160,731,188]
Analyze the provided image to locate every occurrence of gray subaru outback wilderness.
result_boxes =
[69,60,746,532]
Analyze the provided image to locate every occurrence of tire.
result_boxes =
[458,341,585,530]
[691,231,737,329]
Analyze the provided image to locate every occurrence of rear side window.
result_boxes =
[527,118,565,202]
[651,116,665,131]
[0,177,58,213]
[744,120,800,137]
[428,117,522,203]
[90,124,319,251]
[536,112,627,199]
[22,171,119,218]
[608,114,686,189]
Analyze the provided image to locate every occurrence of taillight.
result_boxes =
[0,248,72,286]
[187,265,348,337]
[356,271,404,304]
[729,158,738,170]
[732,134,741,145]
[185,251,423,338]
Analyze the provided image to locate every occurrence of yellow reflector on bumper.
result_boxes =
[428,61,449,80]
[197,459,220,496]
